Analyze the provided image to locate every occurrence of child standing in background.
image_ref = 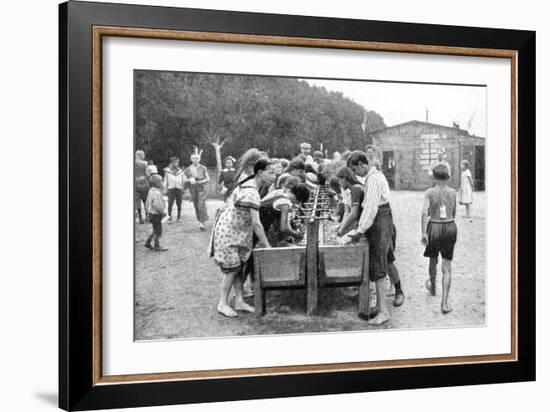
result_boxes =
[145,174,168,252]
[458,160,474,220]
[163,156,186,223]
[135,150,150,224]
[147,159,158,176]
[185,153,210,230]
[218,156,236,201]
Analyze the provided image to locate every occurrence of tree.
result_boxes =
[134,71,386,168]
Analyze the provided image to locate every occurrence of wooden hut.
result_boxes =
[368,120,485,190]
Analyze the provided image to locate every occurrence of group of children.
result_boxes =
[135,151,211,252]
[137,142,476,319]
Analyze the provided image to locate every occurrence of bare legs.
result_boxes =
[367,277,390,325]
[218,271,238,317]
[465,203,472,219]
[233,272,254,312]
[425,258,437,295]
[217,267,254,318]
[425,257,452,313]
[441,258,453,313]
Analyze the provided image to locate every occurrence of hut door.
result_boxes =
[382,151,395,189]
[475,145,485,190]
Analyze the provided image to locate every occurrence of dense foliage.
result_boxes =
[135,71,385,169]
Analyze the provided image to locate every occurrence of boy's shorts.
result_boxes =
[365,204,394,282]
[424,221,457,260]
[149,214,163,237]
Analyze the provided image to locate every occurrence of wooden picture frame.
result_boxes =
[59,1,535,410]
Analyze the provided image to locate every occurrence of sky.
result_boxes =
[303,78,487,137]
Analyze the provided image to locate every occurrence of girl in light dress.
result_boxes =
[209,158,275,318]
[458,160,474,219]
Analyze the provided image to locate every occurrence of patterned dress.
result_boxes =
[211,179,261,271]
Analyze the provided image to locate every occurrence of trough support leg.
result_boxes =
[306,220,319,315]
[358,243,370,318]
[253,257,266,317]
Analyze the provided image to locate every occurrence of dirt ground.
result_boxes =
[135,191,485,340]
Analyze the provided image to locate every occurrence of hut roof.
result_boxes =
[370,120,473,136]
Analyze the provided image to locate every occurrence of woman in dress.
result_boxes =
[184,153,210,230]
[458,160,474,219]
[210,158,275,318]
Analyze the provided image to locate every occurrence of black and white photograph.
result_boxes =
[133,70,486,340]
[0,0,541,410]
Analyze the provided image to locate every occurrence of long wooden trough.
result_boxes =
[253,186,370,317]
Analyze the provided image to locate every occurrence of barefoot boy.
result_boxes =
[144,174,168,252]
[421,164,457,314]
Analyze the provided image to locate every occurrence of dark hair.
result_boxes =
[287,158,306,172]
[328,176,341,192]
[169,156,179,163]
[253,157,273,174]
[336,166,361,185]
[237,157,274,187]
[291,183,311,204]
[282,175,301,190]
[304,163,317,175]
[432,164,450,180]
[365,145,376,152]
[347,150,369,167]
[461,160,470,169]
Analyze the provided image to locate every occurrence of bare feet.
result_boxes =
[367,311,390,326]
[425,279,436,296]
[217,303,238,318]
[234,301,255,313]
[441,303,453,314]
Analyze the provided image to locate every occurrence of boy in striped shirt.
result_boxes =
[347,151,397,325]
